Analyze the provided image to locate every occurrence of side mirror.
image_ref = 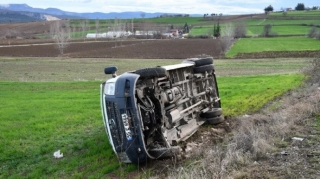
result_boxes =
[104,66,118,77]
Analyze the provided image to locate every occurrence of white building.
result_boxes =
[86,31,132,39]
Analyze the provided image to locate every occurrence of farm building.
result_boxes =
[135,31,159,36]
[86,31,132,39]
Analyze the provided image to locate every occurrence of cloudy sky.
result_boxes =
[1,0,319,15]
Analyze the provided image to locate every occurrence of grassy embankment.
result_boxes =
[0,57,306,178]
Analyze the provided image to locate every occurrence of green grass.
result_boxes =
[226,37,320,58]
[219,74,303,115]
[190,20,320,36]
[247,25,316,36]
[191,24,318,36]
[189,25,213,36]
[269,10,320,17]
[254,19,320,26]
[0,81,137,178]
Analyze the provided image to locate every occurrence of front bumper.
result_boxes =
[100,73,149,163]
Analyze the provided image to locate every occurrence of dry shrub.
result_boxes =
[308,26,318,38]
[165,146,226,179]
[233,21,247,38]
[230,116,273,160]
[303,57,320,84]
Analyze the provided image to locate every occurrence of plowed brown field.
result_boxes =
[0,39,221,59]
[0,39,222,59]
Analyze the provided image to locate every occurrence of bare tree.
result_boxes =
[233,21,247,38]
[95,19,100,40]
[118,22,128,46]
[112,18,119,47]
[104,19,108,40]
[50,20,71,55]
[79,20,86,40]
[105,19,109,33]
[219,23,234,55]
[71,25,76,39]
[4,28,12,45]
[85,19,89,32]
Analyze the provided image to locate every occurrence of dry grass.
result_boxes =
[0,57,308,82]
[155,57,320,179]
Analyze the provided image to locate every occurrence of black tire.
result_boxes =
[193,64,214,73]
[148,147,179,159]
[135,67,167,78]
[183,57,213,67]
[206,116,225,125]
[200,108,223,118]
[194,57,213,67]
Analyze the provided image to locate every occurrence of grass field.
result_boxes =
[0,57,308,178]
[0,81,136,178]
[247,25,314,36]
[189,25,214,36]
[245,19,320,26]
[0,58,308,81]
[219,74,303,115]
[191,21,319,36]
[189,22,318,37]
[269,10,320,17]
[188,10,320,37]
[226,37,320,58]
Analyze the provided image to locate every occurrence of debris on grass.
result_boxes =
[53,150,63,159]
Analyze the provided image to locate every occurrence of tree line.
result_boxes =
[264,3,320,13]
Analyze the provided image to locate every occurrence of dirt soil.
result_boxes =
[1,38,318,59]
[0,39,223,59]
[0,21,55,39]
[236,50,320,59]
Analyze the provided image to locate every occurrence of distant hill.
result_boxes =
[0,9,47,23]
[0,4,200,22]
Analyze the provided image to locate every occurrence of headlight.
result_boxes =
[104,82,115,95]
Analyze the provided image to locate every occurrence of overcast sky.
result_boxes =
[1,0,319,15]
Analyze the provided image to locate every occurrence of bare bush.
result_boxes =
[233,21,247,38]
[316,32,320,40]
[261,24,277,37]
[303,57,320,84]
[308,26,318,38]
